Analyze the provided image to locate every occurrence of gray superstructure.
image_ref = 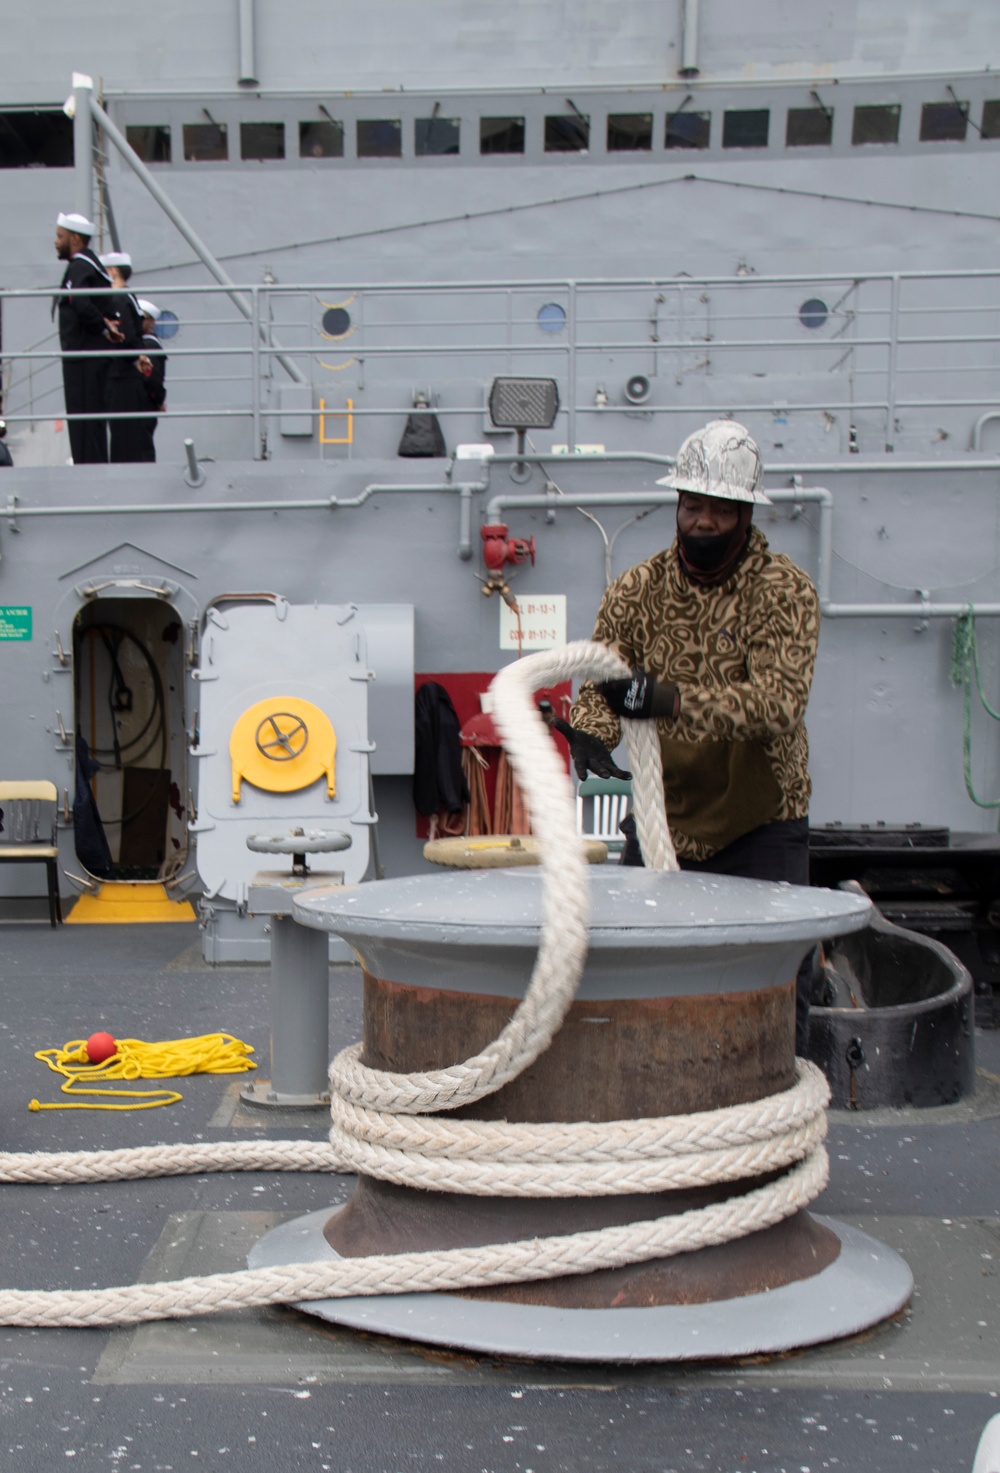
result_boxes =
[2,3,1000,938]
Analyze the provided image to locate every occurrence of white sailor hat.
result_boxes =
[100,251,132,268]
[137,299,161,320]
[56,211,96,235]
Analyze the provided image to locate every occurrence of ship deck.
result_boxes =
[0,917,997,1472]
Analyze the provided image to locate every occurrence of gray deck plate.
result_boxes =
[246,1209,913,1364]
[3,923,996,1471]
[94,1211,999,1389]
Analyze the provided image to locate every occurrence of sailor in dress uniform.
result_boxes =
[53,212,122,463]
[136,299,168,461]
[101,251,154,463]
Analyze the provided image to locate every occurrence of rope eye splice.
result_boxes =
[29,1031,257,1112]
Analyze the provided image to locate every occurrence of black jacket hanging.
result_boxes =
[73,731,115,879]
[413,682,469,817]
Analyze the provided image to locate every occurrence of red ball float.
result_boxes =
[86,1031,117,1064]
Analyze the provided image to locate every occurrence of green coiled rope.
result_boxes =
[951,608,1000,822]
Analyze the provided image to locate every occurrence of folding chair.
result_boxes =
[575,776,632,855]
[0,781,63,926]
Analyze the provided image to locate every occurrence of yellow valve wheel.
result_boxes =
[255,712,309,761]
[230,697,337,803]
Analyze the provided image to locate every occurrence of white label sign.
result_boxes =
[499,594,567,651]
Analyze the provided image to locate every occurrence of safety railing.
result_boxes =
[2,268,1000,462]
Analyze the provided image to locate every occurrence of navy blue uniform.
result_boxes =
[106,293,154,462]
[56,247,112,464]
[138,330,167,460]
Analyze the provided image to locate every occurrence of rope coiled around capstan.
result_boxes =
[0,640,829,1326]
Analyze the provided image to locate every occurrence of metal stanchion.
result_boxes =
[241,828,351,1108]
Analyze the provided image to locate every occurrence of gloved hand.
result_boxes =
[551,719,632,781]
[596,671,680,721]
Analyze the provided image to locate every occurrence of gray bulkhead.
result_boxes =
[1,2,1000,920]
[2,457,1000,914]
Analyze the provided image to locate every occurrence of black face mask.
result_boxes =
[675,502,755,586]
[677,529,733,570]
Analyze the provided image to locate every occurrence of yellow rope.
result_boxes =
[29,1034,257,1112]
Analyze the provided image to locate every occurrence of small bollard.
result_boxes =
[183,437,206,489]
[241,829,351,1108]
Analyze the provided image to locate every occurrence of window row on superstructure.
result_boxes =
[3,96,999,168]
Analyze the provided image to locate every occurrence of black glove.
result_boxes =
[551,719,632,782]
[596,671,679,721]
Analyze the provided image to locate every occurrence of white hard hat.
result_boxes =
[656,420,771,505]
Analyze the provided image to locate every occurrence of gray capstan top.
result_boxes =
[294,869,871,950]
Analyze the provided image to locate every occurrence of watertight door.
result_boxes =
[191,600,374,904]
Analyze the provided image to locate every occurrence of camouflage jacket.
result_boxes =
[570,526,820,861]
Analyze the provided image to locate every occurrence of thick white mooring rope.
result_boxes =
[0,641,829,1326]
[0,1154,827,1328]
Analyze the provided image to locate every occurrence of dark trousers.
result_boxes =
[108,373,157,463]
[62,357,108,464]
[620,814,815,1054]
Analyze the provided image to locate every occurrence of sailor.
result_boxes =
[0,421,12,467]
[136,300,168,461]
[100,252,153,462]
[53,212,122,463]
[554,419,821,1051]
[99,250,133,280]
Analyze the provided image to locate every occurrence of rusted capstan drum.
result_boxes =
[249,866,913,1361]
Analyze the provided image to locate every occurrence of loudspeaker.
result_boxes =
[624,374,652,405]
